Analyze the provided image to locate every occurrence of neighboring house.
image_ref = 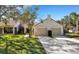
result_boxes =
[0,16,63,36]
[34,16,63,36]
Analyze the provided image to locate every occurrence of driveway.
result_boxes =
[38,36,79,54]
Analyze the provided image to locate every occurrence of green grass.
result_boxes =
[0,34,46,54]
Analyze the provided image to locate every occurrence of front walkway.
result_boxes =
[38,36,79,54]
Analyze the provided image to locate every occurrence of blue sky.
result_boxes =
[34,5,79,21]
[17,5,79,21]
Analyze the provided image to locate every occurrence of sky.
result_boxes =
[17,5,79,22]
[34,5,79,21]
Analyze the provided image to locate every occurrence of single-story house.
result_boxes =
[0,16,63,36]
[34,16,63,36]
[0,20,28,34]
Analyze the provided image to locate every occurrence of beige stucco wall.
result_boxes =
[51,28,61,36]
[34,18,63,36]
[34,28,48,36]
[34,19,63,36]
[34,27,62,36]
[35,19,62,28]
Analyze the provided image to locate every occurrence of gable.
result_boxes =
[35,19,63,28]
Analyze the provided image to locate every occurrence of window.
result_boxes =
[4,27,13,33]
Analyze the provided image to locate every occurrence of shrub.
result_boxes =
[66,33,79,37]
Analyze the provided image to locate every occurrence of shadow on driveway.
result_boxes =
[38,36,79,54]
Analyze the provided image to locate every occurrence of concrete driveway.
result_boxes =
[38,36,79,54]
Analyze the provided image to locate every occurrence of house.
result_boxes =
[0,19,28,34]
[34,16,63,37]
[0,16,63,36]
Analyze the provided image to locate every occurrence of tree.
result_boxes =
[0,5,23,53]
[40,18,44,23]
[0,6,14,25]
[69,12,78,25]
[59,12,79,33]
[20,6,38,38]
[0,5,23,25]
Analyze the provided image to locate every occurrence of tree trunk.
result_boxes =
[76,20,78,32]
[28,27,31,38]
[28,23,33,38]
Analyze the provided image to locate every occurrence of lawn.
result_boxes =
[0,34,46,54]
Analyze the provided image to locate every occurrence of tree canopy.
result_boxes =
[57,12,79,33]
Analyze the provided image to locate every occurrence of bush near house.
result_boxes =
[65,32,79,38]
[0,34,46,54]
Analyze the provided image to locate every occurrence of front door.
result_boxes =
[15,26,24,34]
[48,30,52,37]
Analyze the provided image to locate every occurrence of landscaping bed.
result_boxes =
[0,34,46,54]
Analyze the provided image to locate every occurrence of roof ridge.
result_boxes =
[35,17,63,27]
